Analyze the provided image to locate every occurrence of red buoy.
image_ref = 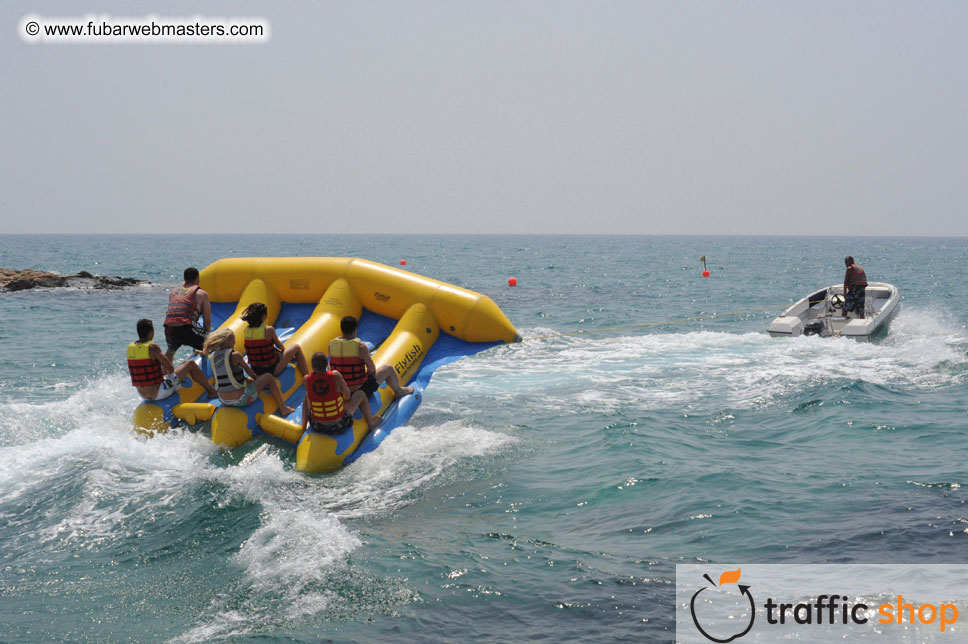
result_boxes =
[400,259,407,266]
[508,277,517,287]
[702,270,710,277]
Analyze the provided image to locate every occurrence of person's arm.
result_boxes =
[360,343,377,377]
[149,342,175,374]
[301,393,309,429]
[198,289,212,333]
[336,372,351,401]
[232,351,257,380]
[268,326,285,351]
[844,268,850,293]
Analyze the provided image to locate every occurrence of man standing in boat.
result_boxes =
[328,316,414,403]
[164,267,211,360]
[843,256,868,320]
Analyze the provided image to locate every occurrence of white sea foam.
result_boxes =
[428,308,968,415]
[328,421,517,519]
[0,374,518,641]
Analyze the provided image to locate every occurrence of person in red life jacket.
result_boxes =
[164,267,212,361]
[843,256,869,319]
[240,302,310,378]
[202,328,296,415]
[328,315,414,402]
[301,352,382,435]
[127,318,218,401]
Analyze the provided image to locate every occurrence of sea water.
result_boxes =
[0,235,966,643]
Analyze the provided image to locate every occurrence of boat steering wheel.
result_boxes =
[829,294,845,310]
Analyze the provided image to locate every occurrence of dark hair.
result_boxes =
[241,302,267,326]
[137,318,154,341]
[184,267,200,283]
[340,316,358,334]
[311,352,329,372]
[844,256,854,266]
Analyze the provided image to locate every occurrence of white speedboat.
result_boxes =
[768,282,900,341]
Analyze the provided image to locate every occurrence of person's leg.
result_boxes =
[276,344,309,378]
[373,364,414,398]
[164,327,180,360]
[345,390,381,430]
[254,373,295,416]
[174,360,218,397]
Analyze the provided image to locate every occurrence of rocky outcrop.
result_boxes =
[0,268,147,292]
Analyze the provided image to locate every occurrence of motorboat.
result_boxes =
[768,282,900,341]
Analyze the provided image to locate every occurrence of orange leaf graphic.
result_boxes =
[718,568,741,586]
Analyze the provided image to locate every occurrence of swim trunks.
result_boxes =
[359,375,379,397]
[219,383,259,407]
[164,324,207,354]
[309,415,354,435]
[845,287,866,313]
[149,374,182,401]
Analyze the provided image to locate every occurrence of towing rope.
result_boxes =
[524,306,785,341]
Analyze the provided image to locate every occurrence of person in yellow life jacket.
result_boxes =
[240,302,309,378]
[328,315,414,401]
[301,352,382,435]
[127,319,218,401]
[202,328,296,416]
[164,267,212,360]
[843,255,869,319]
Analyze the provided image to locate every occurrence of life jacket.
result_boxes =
[244,324,278,368]
[329,337,367,388]
[209,348,246,392]
[848,264,868,288]
[305,371,346,423]
[164,285,200,327]
[127,341,163,387]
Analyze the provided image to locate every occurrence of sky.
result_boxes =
[2,1,966,235]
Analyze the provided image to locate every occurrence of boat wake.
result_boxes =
[427,307,968,418]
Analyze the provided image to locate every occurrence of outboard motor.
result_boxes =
[803,320,825,336]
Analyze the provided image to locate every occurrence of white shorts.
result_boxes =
[151,374,182,401]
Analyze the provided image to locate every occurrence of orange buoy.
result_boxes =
[400,259,407,266]
[702,270,710,277]
[508,277,517,287]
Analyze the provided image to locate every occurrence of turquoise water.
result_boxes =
[1,235,966,643]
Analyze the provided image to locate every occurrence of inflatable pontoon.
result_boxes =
[133,258,520,473]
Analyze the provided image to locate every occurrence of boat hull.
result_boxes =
[768,282,900,341]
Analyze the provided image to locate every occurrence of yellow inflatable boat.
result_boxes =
[133,257,520,473]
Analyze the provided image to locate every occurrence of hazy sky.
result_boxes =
[3,1,966,235]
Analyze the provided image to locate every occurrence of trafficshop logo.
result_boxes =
[682,566,961,642]
[689,569,754,643]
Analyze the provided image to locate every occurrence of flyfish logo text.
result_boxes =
[394,343,422,377]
